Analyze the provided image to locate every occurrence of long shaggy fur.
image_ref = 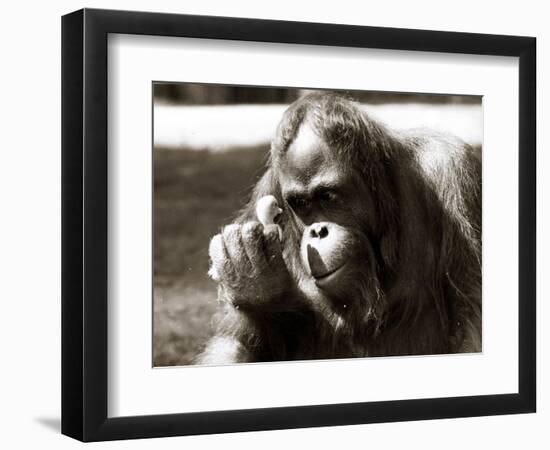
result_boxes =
[197,93,481,364]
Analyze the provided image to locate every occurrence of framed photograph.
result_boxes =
[61,8,536,441]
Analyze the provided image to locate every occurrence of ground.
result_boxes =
[153,145,269,366]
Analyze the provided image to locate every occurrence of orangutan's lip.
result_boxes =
[313,263,346,286]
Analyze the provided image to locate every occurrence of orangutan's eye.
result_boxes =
[286,195,310,213]
[316,189,338,204]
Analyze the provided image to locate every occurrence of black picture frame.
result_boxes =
[61,8,536,442]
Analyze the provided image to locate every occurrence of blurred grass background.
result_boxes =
[153,145,269,366]
[153,84,482,367]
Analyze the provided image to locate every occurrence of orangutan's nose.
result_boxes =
[308,223,329,239]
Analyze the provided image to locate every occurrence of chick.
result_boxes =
[255,195,282,226]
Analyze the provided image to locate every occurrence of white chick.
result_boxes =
[256,195,283,240]
[256,195,282,226]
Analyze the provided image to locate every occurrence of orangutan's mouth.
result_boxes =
[313,263,347,287]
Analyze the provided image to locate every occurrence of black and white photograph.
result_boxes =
[153,84,483,367]
[0,0,544,447]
